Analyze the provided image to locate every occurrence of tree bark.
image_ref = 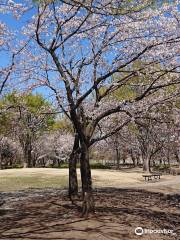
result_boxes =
[130,150,137,167]
[0,154,2,170]
[69,133,79,199]
[174,150,180,166]
[23,134,32,168]
[143,156,150,172]
[116,148,120,169]
[80,141,94,217]
[27,146,32,167]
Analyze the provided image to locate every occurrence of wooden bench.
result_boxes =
[142,174,161,181]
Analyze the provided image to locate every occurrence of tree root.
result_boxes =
[81,191,95,218]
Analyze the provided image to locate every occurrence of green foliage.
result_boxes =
[0,92,55,136]
[110,59,170,102]
[114,0,155,14]
[24,94,48,112]
[128,122,139,135]
[32,0,55,4]
[164,84,178,95]
[51,117,73,132]
[175,100,180,109]
[113,85,136,101]
[153,164,170,171]
[2,164,23,170]
[113,0,175,15]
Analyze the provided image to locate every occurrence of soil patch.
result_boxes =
[0,188,179,240]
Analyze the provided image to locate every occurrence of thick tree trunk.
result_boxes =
[80,142,94,217]
[143,157,151,172]
[69,133,79,199]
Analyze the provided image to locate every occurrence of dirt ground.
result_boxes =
[0,168,180,240]
[0,188,179,240]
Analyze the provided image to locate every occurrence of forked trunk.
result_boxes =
[80,142,95,217]
[69,133,79,199]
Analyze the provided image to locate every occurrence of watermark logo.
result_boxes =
[135,227,144,236]
[135,227,176,236]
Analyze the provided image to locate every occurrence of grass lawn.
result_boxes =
[0,168,68,191]
[0,168,180,194]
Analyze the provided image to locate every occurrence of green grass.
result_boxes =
[0,175,68,191]
[0,162,110,192]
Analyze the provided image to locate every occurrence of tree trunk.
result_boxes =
[80,142,94,217]
[69,133,79,200]
[122,152,126,166]
[0,154,2,170]
[116,148,120,169]
[167,148,170,166]
[23,137,32,168]
[130,150,137,167]
[136,152,140,166]
[143,157,150,172]
[174,150,180,166]
[23,146,28,168]
[24,148,32,168]
[32,152,37,167]
[27,146,32,167]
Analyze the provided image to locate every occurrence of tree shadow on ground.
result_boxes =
[0,188,179,240]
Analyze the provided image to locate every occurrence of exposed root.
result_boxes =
[81,191,95,218]
[70,193,81,205]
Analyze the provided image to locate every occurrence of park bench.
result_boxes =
[142,173,161,181]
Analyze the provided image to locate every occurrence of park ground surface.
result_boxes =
[0,168,180,240]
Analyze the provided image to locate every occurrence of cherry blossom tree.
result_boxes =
[2,0,180,214]
[0,136,22,169]
[0,1,29,96]
[0,92,55,167]
[35,130,74,167]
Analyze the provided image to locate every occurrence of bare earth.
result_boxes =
[0,168,180,240]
